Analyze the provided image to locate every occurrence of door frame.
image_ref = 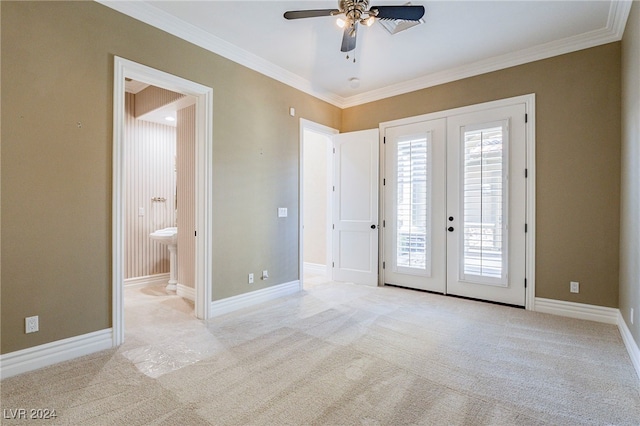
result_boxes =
[379,94,536,310]
[299,119,338,287]
[112,57,214,346]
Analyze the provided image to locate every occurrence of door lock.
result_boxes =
[371,224,377,229]
[448,226,454,232]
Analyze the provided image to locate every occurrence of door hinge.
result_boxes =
[332,262,335,268]
[525,168,528,178]
[383,178,386,186]
[524,278,527,288]
[383,261,385,269]
[333,147,336,154]
[525,113,528,123]
[332,224,335,230]
[195,231,197,237]
[525,223,528,233]
[383,220,385,228]
[383,137,386,144]
[332,185,335,192]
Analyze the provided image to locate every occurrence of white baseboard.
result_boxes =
[124,273,169,288]
[0,329,113,379]
[210,280,301,318]
[304,262,327,276]
[177,283,195,301]
[617,312,640,380]
[533,297,640,380]
[534,297,619,324]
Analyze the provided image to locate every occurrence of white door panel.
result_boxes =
[446,104,526,306]
[383,119,446,293]
[333,129,379,286]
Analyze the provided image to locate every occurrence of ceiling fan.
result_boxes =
[284,0,425,53]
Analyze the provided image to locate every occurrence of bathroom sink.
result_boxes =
[150,227,178,291]
[150,227,178,245]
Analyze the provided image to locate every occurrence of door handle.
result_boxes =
[448,226,454,232]
[371,224,377,229]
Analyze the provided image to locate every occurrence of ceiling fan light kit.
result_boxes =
[284,0,425,53]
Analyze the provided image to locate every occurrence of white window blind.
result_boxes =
[395,135,431,275]
[461,122,508,285]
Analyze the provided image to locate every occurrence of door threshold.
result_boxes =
[384,283,524,309]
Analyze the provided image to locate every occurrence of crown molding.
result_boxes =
[98,0,632,109]
[97,0,344,107]
[341,0,632,108]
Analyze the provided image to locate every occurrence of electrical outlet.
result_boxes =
[25,316,39,334]
[262,270,269,280]
[631,308,635,325]
[248,273,254,284]
[570,281,579,293]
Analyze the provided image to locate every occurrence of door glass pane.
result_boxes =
[461,123,507,285]
[396,136,431,275]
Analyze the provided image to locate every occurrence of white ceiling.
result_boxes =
[100,1,631,108]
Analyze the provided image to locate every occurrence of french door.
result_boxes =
[383,102,527,306]
[383,119,447,293]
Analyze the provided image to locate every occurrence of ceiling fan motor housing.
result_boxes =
[339,0,374,27]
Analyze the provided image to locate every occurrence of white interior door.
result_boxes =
[383,119,446,293]
[333,129,379,286]
[446,104,527,306]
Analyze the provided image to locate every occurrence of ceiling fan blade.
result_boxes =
[370,5,425,21]
[340,25,357,52]
[283,9,339,19]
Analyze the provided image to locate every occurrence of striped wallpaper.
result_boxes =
[134,85,186,118]
[124,92,177,279]
[177,105,196,289]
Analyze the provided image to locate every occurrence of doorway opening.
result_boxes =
[112,57,213,346]
[299,119,337,289]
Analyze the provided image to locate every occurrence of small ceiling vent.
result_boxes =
[378,17,424,35]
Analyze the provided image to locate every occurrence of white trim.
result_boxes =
[379,94,536,308]
[304,262,327,277]
[113,56,214,347]
[124,273,170,288]
[209,281,301,318]
[0,329,113,379]
[177,284,196,301]
[618,312,640,380]
[98,1,631,109]
[534,298,619,324]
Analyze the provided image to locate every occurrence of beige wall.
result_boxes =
[620,2,640,346]
[343,43,622,308]
[0,1,341,354]
[303,130,330,266]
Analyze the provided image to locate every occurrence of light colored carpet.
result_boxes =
[1,276,639,425]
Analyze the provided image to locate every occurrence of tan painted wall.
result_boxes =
[343,43,622,307]
[620,2,640,346]
[0,1,341,354]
